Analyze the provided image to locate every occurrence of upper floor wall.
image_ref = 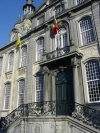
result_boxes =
[31,0,93,29]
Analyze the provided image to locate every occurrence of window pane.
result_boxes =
[77,0,86,4]
[8,52,14,72]
[4,83,11,109]
[18,79,25,106]
[80,17,95,45]
[38,16,45,25]
[55,28,67,49]
[85,60,100,102]
[36,76,44,102]
[37,38,44,61]
[55,4,64,15]
[21,46,27,67]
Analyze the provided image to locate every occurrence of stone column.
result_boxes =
[71,56,84,104]
[51,72,56,101]
[43,66,53,102]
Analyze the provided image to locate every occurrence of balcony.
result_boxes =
[44,46,70,61]
[0,101,100,130]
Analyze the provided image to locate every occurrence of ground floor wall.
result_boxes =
[4,116,99,133]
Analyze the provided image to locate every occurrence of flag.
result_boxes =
[15,34,21,49]
[51,19,59,35]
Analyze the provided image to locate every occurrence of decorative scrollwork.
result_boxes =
[46,46,70,60]
[72,103,100,130]
[1,101,100,130]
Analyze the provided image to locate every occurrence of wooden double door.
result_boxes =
[56,68,74,115]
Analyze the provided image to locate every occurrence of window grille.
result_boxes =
[4,83,11,109]
[21,46,27,67]
[36,75,44,102]
[37,37,44,61]
[0,57,3,75]
[79,16,95,45]
[18,79,25,106]
[7,52,14,72]
[85,60,100,102]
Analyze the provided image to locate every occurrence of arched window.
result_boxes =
[55,26,69,50]
[36,37,44,61]
[3,82,11,109]
[79,16,95,45]
[20,46,27,67]
[7,51,14,72]
[85,60,100,102]
[18,79,25,106]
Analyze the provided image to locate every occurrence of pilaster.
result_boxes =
[71,56,84,104]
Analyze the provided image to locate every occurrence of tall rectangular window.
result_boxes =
[18,79,25,106]
[85,60,100,102]
[77,0,86,4]
[4,83,11,110]
[55,4,64,15]
[37,37,44,61]
[0,57,3,75]
[79,16,95,45]
[36,75,44,102]
[7,52,14,72]
[20,46,27,67]
[38,16,45,25]
[55,28,67,49]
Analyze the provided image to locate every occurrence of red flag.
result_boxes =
[51,19,59,35]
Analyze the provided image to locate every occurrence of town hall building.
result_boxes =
[0,0,100,133]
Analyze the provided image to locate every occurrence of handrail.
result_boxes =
[0,101,100,130]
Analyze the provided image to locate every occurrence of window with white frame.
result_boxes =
[3,82,11,110]
[38,15,45,25]
[77,0,86,4]
[85,60,100,102]
[55,27,68,50]
[20,46,27,67]
[0,57,3,75]
[79,16,95,46]
[18,79,25,106]
[36,37,44,61]
[7,51,14,72]
[55,4,64,15]
[35,75,44,102]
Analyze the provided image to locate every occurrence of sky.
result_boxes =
[0,0,45,47]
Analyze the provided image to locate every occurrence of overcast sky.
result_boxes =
[0,0,44,47]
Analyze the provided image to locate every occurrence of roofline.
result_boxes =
[0,0,98,51]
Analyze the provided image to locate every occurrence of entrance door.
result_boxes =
[56,68,74,115]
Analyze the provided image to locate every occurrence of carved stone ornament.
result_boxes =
[15,19,32,35]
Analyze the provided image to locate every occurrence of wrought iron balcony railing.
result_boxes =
[45,46,70,61]
[0,101,100,130]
